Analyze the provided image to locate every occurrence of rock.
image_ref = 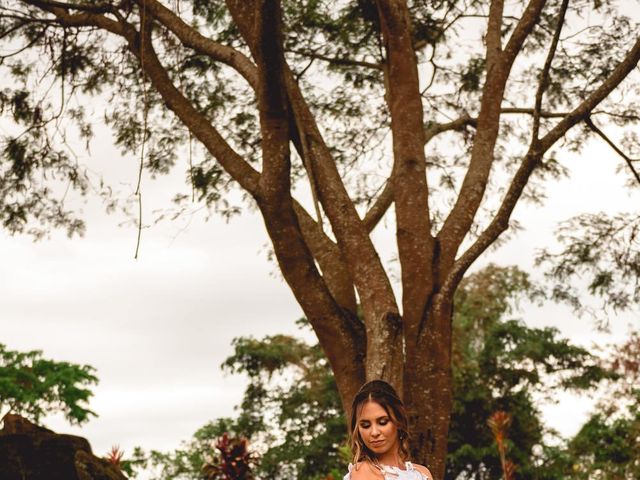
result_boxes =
[0,414,127,480]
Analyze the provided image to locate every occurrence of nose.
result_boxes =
[371,425,380,437]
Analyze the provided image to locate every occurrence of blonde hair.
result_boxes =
[348,380,411,471]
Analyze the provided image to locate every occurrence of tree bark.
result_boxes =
[226,0,405,390]
[250,0,366,416]
[403,289,454,479]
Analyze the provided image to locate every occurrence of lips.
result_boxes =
[370,440,385,447]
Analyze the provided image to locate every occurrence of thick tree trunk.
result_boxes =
[403,296,454,480]
[333,288,455,480]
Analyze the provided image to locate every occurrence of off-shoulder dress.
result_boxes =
[343,462,430,480]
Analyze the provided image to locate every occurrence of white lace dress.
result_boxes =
[344,462,429,480]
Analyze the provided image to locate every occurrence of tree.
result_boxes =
[564,403,640,479]
[0,343,98,424]
[2,1,640,475]
[130,334,348,480]
[134,265,612,480]
[125,421,240,480]
[558,332,640,479]
[219,333,347,480]
[442,265,610,480]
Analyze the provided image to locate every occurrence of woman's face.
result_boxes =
[357,400,399,458]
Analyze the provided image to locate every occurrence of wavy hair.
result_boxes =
[348,380,411,472]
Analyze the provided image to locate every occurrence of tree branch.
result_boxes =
[35,1,262,195]
[288,48,382,70]
[22,0,116,14]
[540,35,640,152]
[225,0,369,408]
[129,1,342,272]
[293,201,358,313]
[531,0,568,142]
[441,32,640,300]
[23,0,123,33]
[253,0,288,198]
[132,0,258,89]
[585,117,640,186]
[437,0,547,269]
[485,0,504,68]
[425,114,477,139]
[501,0,548,67]
[225,0,395,290]
[227,0,402,384]
[362,179,393,232]
[424,109,572,140]
[501,107,566,118]
[375,0,436,391]
[131,23,261,196]
[284,63,403,383]
[439,147,542,302]
[482,107,630,121]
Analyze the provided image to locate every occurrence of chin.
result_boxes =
[369,442,387,452]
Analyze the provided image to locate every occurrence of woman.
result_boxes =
[344,380,434,480]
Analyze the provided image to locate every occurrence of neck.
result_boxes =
[377,450,403,468]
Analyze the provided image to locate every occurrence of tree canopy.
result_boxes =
[562,332,640,479]
[2,0,640,475]
[0,343,98,425]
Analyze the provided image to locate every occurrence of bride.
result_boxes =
[344,380,434,480]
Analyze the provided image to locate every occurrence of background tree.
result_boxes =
[129,334,348,480]
[132,265,613,480]
[2,1,640,475]
[446,266,612,480]
[555,332,640,479]
[0,343,98,424]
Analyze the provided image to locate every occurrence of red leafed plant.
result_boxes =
[106,445,125,468]
[202,432,255,480]
[488,411,516,480]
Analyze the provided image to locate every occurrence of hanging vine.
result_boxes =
[134,0,150,260]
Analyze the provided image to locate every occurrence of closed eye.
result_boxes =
[359,416,390,428]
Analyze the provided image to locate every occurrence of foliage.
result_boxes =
[487,411,516,480]
[106,445,125,469]
[220,333,346,480]
[201,432,255,480]
[537,212,640,314]
[557,332,640,479]
[446,266,612,480]
[0,0,637,257]
[0,343,98,425]
[128,419,240,480]
[452,264,542,369]
[565,399,640,480]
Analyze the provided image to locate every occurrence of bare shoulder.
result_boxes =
[412,463,434,480]
[349,462,384,480]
